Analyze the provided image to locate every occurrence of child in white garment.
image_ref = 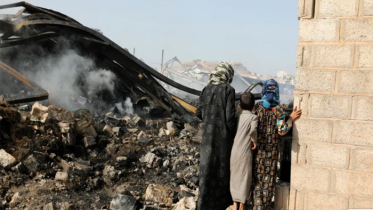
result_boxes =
[230,93,258,210]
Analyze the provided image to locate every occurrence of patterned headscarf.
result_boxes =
[208,62,235,85]
[259,79,280,109]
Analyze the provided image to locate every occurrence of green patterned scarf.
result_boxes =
[208,62,235,85]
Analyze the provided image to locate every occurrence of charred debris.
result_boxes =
[0,2,275,210]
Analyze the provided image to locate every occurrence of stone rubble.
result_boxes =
[0,101,201,209]
[0,149,16,168]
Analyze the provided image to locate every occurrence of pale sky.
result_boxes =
[0,0,299,75]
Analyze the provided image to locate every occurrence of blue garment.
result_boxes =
[259,79,280,109]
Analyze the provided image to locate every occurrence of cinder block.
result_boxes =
[298,145,307,165]
[295,190,305,210]
[291,140,300,165]
[349,196,373,209]
[311,45,354,68]
[360,0,373,16]
[293,118,333,143]
[295,69,336,92]
[350,148,373,173]
[299,19,340,42]
[334,121,373,147]
[358,45,373,67]
[342,19,373,42]
[293,94,309,117]
[338,70,373,94]
[289,189,297,210]
[333,170,373,197]
[298,0,315,18]
[291,165,331,193]
[307,143,350,169]
[316,0,359,17]
[296,45,312,68]
[309,94,352,119]
[306,192,349,210]
[289,190,305,210]
[352,96,373,121]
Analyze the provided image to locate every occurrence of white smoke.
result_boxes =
[124,97,134,115]
[113,97,134,116]
[20,48,117,112]
[85,69,116,98]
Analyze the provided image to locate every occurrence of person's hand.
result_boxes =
[252,142,257,150]
[289,106,302,122]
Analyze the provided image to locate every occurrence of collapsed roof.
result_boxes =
[0,2,261,123]
[0,2,207,121]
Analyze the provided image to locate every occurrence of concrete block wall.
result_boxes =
[292,0,373,209]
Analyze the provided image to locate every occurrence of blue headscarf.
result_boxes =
[259,79,280,109]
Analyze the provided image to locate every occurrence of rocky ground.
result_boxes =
[0,101,202,210]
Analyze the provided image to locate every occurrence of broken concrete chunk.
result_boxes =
[103,165,116,185]
[166,121,175,133]
[103,165,116,179]
[110,194,137,210]
[30,102,49,123]
[55,171,68,181]
[123,116,136,127]
[106,143,117,155]
[158,128,170,138]
[0,149,16,168]
[23,154,40,172]
[132,114,145,128]
[172,197,196,210]
[48,105,74,122]
[59,122,72,133]
[112,127,123,136]
[116,156,128,167]
[162,159,170,168]
[140,153,156,165]
[73,162,91,173]
[144,184,174,207]
[137,131,146,140]
[105,112,113,118]
[59,122,75,146]
[83,136,96,147]
[9,192,22,208]
[103,125,112,133]
[56,202,72,210]
[127,128,138,133]
[43,202,55,210]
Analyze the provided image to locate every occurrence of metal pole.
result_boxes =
[133,48,135,56]
[161,49,164,71]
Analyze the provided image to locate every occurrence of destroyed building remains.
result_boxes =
[0,1,209,125]
[0,2,294,210]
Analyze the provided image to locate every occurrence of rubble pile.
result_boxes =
[0,102,201,210]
